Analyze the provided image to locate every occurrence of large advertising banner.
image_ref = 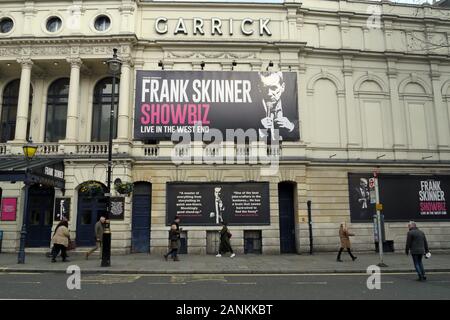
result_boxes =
[166,182,270,226]
[134,70,299,141]
[348,173,450,222]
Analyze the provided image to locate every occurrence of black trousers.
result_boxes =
[52,244,67,260]
[337,247,355,260]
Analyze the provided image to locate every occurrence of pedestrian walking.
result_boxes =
[85,216,106,260]
[336,222,357,262]
[216,222,235,258]
[405,221,430,281]
[172,215,182,252]
[164,223,180,261]
[51,220,70,262]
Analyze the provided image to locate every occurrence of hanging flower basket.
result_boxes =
[79,181,104,198]
[114,181,133,196]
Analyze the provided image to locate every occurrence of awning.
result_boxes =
[0,158,65,189]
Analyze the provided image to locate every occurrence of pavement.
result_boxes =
[1,251,450,274]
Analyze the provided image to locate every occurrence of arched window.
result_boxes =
[91,77,119,142]
[0,79,33,142]
[312,79,340,145]
[45,78,69,142]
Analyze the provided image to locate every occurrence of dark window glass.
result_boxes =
[30,210,40,225]
[45,78,69,142]
[0,18,14,33]
[46,17,62,33]
[0,80,32,143]
[82,211,92,225]
[94,15,111,32]
[91,78,119,142]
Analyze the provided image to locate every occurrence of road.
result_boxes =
[1,272,450,300]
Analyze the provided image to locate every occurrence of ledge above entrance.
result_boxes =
[0,158,65,190]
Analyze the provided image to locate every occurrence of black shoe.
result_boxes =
[164,254,168,261]
[422,276,427,281]
[62,259,70,262]
[352,257,357,261]
[337,258,343,262]
[51,259,56,263]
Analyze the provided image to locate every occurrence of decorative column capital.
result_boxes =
[121,57,134,68]
[17,58,33,69]
[67,57,83,68]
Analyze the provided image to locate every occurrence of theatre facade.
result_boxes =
[0,0,450,255]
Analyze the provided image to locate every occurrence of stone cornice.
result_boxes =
[0,34,138,46]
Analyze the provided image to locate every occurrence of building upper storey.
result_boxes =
[1,0,450,164]
[0,0,449,56]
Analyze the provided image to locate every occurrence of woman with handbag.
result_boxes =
[51,220,71,262]
[336,222,357,262]
[216,221,235,258]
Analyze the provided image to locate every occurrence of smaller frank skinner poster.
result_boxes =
[166,182,270,226]
[348,173,450,222]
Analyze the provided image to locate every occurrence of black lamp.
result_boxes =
[17,138,38,264]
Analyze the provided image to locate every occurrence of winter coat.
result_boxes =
[339,227,354,249]
[219,226,233,253]
[169,229,180,249]
[52,225,70,247]
[406,227,429,255]
[95,221,104,241]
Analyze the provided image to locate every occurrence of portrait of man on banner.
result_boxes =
[257,71,297,142]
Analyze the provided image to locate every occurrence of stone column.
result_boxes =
[14,58,33,143]
[430,62,450,148]
[64,58,82,142]
[117,59,132,141]
[387,59,406,148]
[342,56,360,147]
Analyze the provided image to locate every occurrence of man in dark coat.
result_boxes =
[405,221,430,281]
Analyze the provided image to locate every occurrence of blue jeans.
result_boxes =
[412,254,425,279]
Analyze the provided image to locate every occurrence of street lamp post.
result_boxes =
[17,138,38,264]
[102,48,122,267]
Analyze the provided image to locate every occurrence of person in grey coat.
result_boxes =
[85,216,106,260]
[405,221,430,281]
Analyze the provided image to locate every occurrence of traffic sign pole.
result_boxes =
[374,176,388,267]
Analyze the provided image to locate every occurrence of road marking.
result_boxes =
[225,282,257,285]
[0,272,42,275]
[81,275,141,285]
[94,272,450,277]
[147,282,186,285]
[295,281,328,285]
[171,275,227,284]
[4,281,41,284]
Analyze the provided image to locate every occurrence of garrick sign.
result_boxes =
[155,17,272,36]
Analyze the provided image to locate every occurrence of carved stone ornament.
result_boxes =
[165,51,257,60]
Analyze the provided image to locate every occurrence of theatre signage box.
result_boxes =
[154,17,272,36]
[134,70,299,141]
[348,173,450,222]
[166,182,270,226]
